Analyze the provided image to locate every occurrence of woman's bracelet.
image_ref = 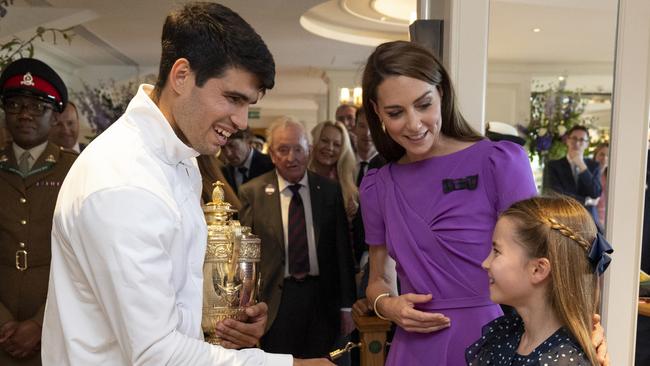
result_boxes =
[372,292,391,321]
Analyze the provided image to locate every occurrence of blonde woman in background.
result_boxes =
[309,120,359,220]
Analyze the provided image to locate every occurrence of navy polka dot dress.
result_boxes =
[465,314,592,365]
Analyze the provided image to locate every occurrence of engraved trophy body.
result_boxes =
[202,182,261,345]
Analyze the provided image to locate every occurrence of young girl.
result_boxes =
[466,196,613,365]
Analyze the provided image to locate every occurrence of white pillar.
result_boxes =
[443,0,490,133]
[602,0,650,364]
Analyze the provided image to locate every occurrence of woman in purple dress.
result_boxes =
[359,41,537,365]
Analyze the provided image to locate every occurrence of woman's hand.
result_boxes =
[376,293,450,333]
[591,314,610,366]
[345,199,359,220]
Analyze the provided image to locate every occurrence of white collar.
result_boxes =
[357,151,378,163]
[125,84,200,165]
[277,170,309,193]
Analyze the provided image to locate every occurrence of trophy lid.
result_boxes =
[203,181,237,222]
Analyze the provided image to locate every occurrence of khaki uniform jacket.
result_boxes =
[0,142,76,328]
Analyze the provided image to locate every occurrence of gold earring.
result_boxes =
[381,121,386,133]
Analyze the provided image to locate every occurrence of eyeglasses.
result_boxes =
[2,99,54,117]
[568,137,589,143]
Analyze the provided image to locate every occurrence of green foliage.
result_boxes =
[0,27,74,70]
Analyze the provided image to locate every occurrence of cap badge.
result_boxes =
[20,72,35,87]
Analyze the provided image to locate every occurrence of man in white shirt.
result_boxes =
[42,3,331,366]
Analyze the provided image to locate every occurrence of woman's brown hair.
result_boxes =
[502,196,599,365]
[361,40,482,162]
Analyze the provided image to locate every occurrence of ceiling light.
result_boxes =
[532,28,541,33]
[373,0,416,22]
[340,87,363,107]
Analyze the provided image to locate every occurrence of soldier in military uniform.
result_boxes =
[0,58,75,365]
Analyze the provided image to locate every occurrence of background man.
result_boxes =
[239,117,356,359]
[41,3,329,366]
[0,57,76,366]
[543,125,602,229]
[335,104,357,150]
[48,101,82,152]
[221,128,273,193]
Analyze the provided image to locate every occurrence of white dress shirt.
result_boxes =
[276,172,320,278]
[42,84,291,366]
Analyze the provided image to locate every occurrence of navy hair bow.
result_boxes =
[588,233,614,275]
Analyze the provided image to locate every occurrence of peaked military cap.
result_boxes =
[0,58,68,112]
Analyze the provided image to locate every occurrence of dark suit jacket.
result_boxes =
[543,157,602,224]
[222,149,274,193]
[352,154,387,267]
[238,170,356,336]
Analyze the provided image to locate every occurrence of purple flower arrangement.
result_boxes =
[524,81,588,163]
[74,75,155,138]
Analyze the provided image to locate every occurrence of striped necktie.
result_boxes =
[287,184,309,275]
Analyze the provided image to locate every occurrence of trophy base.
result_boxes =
[203,306,248,345]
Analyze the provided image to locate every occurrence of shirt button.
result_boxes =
[20,197,27,203]
[19,242,25,248]
[20,220,27,225]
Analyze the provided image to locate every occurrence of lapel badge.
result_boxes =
[20,72,35,86]
[264,184,275,195]
[45,154,56,163]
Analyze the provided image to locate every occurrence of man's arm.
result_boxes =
[72,187,289,365]
[577,162,602,199]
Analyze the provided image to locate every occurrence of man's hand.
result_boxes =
[215,302,268,349]
[567,151,588,172]
[352,298,371,317]
[592,314,610,366]
[0,320,18,347]
[340,310,355,336]
[294,358,335,366]
[2,320,41,359]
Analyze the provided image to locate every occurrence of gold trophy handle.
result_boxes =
[227,221,242,283]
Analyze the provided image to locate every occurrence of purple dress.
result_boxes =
[360,139,537,366]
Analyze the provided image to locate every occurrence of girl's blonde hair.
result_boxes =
[309,120,358,214]
[502,196,599,365]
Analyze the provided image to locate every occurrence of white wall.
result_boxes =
[485,62,614,129]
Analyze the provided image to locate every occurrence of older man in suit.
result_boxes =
[543,125,602,228]
[239,116,356,359]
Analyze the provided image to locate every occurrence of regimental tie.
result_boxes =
[18,151,32,175]
[287,184,310,275]
[356,161,368,187]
